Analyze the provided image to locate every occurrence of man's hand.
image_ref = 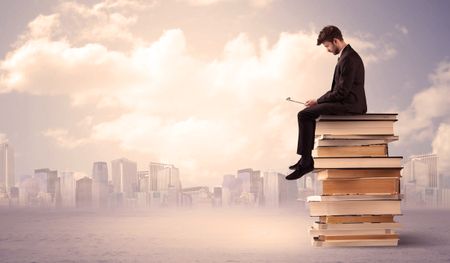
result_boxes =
[305,99,318,107]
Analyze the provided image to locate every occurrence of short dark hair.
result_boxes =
[317,25,343,46]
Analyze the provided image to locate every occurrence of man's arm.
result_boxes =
[317,58,357,104]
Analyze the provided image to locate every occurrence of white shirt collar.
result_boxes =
[338,43,348,59]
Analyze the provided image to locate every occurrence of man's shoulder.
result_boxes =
[340,48,363,66]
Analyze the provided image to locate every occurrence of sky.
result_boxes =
[0,0,449,187]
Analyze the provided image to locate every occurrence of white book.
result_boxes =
[307,194,403,202]
[308,200,402,216]
[315,134,399,141]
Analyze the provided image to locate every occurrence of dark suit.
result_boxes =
[296,44,367,155]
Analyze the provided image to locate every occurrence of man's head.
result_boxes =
[317,25,346,55]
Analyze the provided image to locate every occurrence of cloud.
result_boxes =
[395,24,409,35]
[395,60,450,173]
[14,0,155,51]
[432,123,450,172]
[43,129,91,149]
[0,0,398,185]
[397,60,450,142]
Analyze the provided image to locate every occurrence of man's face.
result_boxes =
[322,40,340,55]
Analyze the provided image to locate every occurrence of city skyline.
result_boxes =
[2,138,449,210]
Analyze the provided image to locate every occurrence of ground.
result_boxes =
[0,206,449,263]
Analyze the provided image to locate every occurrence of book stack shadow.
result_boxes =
[307,113,403,247]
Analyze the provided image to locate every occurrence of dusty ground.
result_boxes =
[0,207,449,263]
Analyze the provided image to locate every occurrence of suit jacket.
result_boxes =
[317,44,367,114]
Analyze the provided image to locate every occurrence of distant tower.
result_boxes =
[34,168,58,202]
[92,162,109,208]
[76,177,92,208]
[263,171,298,207]
[222,174,238,206]
[263,171,282,207]
[0,142,15,194]
[111,158,137,198]
[59,171,76,207]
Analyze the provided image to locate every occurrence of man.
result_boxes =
[285,25,367,180]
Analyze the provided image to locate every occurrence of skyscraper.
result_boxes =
[34,168,58,203]
[92,162,109,208]
[263,171,298,207]
[263,171,282,207]
[237,168,263,205]
[111,158,137,198]
[221,174,239,206]
[402,153,440,208]
[0,143,15,195]
[150,162,181,191]
[76,177,92,208]
[59,171,76,207]
[137,170,150,192]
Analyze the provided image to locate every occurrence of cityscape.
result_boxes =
[0,141,448,210]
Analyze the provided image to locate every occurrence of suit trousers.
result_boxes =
[297,102,349,155]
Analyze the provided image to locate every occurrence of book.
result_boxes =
[317,113,398,121]
[318,215,395,224]
[307,194,402,202]
[317,168,402,180]
[316,135,399,141]
[316,234,399,241]
[315,138,397,147]
[309,228,396,236]
[314,156,402,169]
[321,177,400,195]
[308,200,402,216]
[313,221,401,230]
[316,120,395,136]
[312,238,399,247]
[312,144,388,157]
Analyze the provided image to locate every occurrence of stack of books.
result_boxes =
[307,113,402,247]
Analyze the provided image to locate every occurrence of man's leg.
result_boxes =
[287,103,348,180]
[296,108,319,157]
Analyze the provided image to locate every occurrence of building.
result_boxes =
[402,153,440,208]
[237,168,264,206]
[111,158,138,198]
[149,162,181,191]
[403,153,438,187]
[34,168,58,204]
[76,177,92,208]
[213,187,222,207]
[0,143,15,195]
[182,186,213,207]
[92,162,109,208]
[263,171,298,207]
[221,174,240,206]
[59,171,76,207]
[137,170,150,192]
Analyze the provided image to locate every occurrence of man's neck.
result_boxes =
[338,43,348,56]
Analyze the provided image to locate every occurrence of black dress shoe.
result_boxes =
[285,159,314,180]
[288,159,301,170]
